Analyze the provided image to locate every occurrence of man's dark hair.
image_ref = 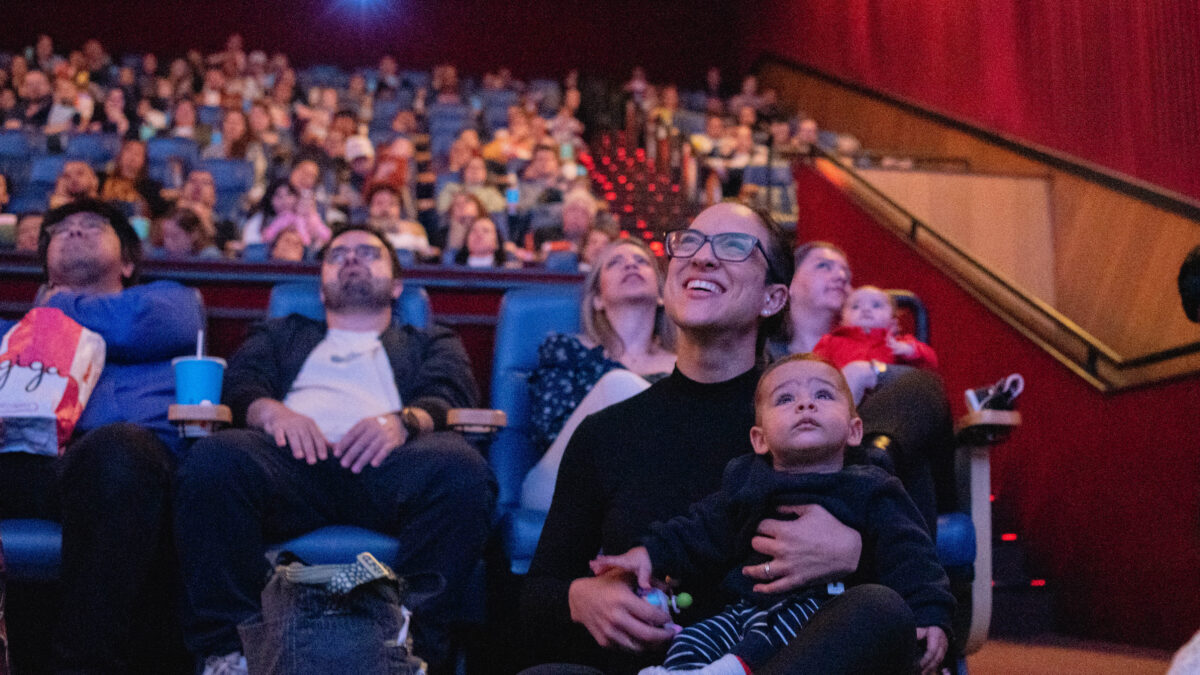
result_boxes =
[39,198,142,285]
[318,224,403,279]
[1179,245,1200,323]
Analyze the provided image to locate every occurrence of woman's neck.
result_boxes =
[674,327,758,383]
[789,305,838,353]
[605,302,659,359]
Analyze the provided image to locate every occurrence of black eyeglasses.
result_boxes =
[664,228,770,262]
[664,229,785,283]
[45,214,110,238]
[325,244,384,264]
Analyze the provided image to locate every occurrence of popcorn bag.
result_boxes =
[0,308,106,456]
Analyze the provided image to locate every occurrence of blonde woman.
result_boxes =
[521,239,676,510]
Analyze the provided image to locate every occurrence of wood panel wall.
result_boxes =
[854,168,1057,304]
[760,62,1200,362]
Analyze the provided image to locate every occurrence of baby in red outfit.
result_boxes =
[813,285,938,370]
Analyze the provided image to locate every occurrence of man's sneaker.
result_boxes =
[965,373,1024,412]
[201,651,247,675]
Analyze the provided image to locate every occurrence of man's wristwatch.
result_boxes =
[399,407,423,437]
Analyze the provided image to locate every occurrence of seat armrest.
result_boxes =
[167,403,233,438]
[955,409,1021,445]
[953,409,1021,655]
[447,408,508,434]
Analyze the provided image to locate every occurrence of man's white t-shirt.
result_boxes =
[282,328,402,444]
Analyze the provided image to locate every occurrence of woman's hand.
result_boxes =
[568,569,674,652]
[590,546,653,590]
[743,504,862,594]
[841,360,879,404]
[916,626,949,675]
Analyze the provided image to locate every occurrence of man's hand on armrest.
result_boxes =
[246,398,329,465]
[744,503,862,594]
[333,413,408,474]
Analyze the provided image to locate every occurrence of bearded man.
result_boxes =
[173,225,495,675]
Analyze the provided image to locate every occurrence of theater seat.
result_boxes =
[266,279,431,329]
[487,286,582,573]
[0,518,62,582]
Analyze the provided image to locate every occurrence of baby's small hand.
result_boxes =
[589,546,653,590]
[887,334,915,358]
[916,625,948,675]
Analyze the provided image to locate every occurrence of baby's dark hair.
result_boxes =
[754,353,859,424]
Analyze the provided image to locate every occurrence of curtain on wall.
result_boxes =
[741,0,1200,203]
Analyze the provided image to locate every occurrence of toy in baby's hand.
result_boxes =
[590,546,695,633]
[639,587,694,635]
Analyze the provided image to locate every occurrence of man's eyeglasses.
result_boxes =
[45,214,111,238]
[325,244,385,264]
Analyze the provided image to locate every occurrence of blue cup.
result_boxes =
[172,356,227,405]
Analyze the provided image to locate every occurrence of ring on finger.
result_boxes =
[763,562,772,578]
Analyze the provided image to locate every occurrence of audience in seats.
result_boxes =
[267,225,306,262]
[0,199,203,673]
[452,215,518,269]
[49,160,99,209]
[332,135,374,216]
[532,186,597,255]
[13,212,43,252]
[0,33,834,271]
[89,86,132,137]
[365,183,434,262]
[240,178,294,246]
[260,183,329,248]
[165,97,212,148]
[522,237,676,512]
[149,206,222,260]
[437,191,488,253]
[577,220,618,271]
[173,225,494,674]
[437,154,505,214]
[519,203,916,673]
[99,138,169,218]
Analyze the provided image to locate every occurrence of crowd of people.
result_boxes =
[0,32,961,675]
[0,34,852,271]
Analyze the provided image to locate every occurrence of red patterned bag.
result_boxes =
[0,308,106,456]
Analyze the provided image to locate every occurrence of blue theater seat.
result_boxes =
[65,132,121,168]
[0,518,62,582]
[486,287,582,573]
[199,158,255,220]
[266,279,430,330]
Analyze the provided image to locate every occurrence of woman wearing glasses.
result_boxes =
[519,203,916,675]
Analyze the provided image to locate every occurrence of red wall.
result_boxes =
[0,0,736,83]
[795,165,1200,650]
[738,0,1200,203]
